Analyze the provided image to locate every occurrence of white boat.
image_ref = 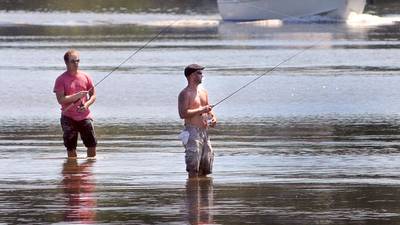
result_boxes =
[217,0,366,21]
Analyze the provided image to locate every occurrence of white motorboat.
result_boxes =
[217,0,366,21]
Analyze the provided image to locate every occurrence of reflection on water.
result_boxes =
[186,178,214,225]
[211,183,400,225]
[1,1,400,224]
[61,159,96,223]
[1,116,400,223]
[218,21,370,41]
[3,115,400,188]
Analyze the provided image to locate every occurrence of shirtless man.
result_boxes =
[178,64,217,178]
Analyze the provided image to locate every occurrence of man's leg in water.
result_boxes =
[67,149,77,158]
[87,147,96,158]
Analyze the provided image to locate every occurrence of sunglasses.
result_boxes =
[69,59,80,63]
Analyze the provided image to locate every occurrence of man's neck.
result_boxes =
[187,82,199,90]
[67,70,78,76]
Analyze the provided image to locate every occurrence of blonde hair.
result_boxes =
[63,49,79,63]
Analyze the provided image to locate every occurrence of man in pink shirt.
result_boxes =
[54,49,97,158]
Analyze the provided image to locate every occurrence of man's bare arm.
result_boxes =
[56,90,89,105]
[83,88,96,108]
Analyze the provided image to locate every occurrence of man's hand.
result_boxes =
[77,103,88,112]
[76,91,89,99]
[200,105,212,114]
[209,116,217,128]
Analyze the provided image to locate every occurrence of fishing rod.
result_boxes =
[92,21,178,88]
[63,19,179,112]
[211,4,348,108]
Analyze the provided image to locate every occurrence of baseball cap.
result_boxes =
[184,64,205,77]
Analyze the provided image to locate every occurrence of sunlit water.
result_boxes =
[2,3,400,224]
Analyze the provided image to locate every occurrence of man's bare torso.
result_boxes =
[179,86,209,128]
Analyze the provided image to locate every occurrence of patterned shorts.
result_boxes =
[182,125,214,175]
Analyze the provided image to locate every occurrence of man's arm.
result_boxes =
[80,88,96,111]
[204,91,217,127]
[56,90,89,105]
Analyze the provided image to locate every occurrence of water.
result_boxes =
[2,1,400,224]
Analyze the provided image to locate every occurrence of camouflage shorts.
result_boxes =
[182,125,214,175]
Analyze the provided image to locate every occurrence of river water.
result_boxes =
[1,1,400,224]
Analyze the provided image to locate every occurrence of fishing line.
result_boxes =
[92,21,179,88]
[212,3,350,108]
[212,43,316,108]
[63,19,180,112]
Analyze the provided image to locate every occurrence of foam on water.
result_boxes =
[346,12,400,26]
[238,13,400,28]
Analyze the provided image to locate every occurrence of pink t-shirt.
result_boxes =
[53,71,94,121]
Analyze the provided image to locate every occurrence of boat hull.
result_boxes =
[217,0,366,21]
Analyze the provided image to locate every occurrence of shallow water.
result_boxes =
[2,1,400,224]
[3,117,400,224]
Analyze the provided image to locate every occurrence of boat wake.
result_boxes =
[346,12,400,26]
[235,12,400,27]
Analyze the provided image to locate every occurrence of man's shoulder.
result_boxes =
[178,87,192,102]
[179,87,189,95]
[199,86,208,91]
[198,86,208,95]
[55,71,68,81]
[77,70,91,78]
[78,70,89,75]
[54,71,68,93]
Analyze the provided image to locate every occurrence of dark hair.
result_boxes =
[184,64,205,77]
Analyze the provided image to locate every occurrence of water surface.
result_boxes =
[2,2,400,224]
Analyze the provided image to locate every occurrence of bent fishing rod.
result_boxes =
[63,20,179,112]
